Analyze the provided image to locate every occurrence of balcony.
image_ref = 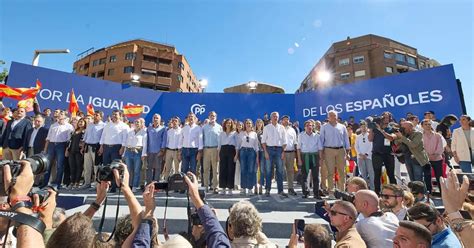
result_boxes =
[159,50,174,60]
[140,74,156,84]
[157,76,172,86]
[142,47,158,57]
[141,60,157,70]
[158,64,172,73]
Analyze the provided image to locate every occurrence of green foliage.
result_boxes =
[0,60,8,83]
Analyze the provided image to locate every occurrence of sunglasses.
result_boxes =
[329,210,352,218]
[380,194,400,199]
[246,136,250,142]
[363,138,366,142]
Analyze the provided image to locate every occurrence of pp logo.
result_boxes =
[190,104,206,115]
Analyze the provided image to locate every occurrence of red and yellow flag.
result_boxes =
[17,98,34,112]
[123,105,144,118]
[68,89,80,117]
[16,80,42,99]
[86,104,95,116]
[0,80,42,100]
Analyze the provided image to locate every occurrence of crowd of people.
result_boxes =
[0,97,473,247]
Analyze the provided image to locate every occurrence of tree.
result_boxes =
[0,60,8,83]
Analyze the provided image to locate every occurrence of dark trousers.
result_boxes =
[372,152,396,193]
[430,160,443,193]
[181,148,198,174]
[69,151,84,184]
[219,145,236,189]
[300,153,320,197]
[43,142,67,188]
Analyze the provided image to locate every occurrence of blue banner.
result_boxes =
[4,62,463,125]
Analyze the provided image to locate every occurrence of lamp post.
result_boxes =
[247,81,258,93]
[199,79,208,92]
[32,49,70,66]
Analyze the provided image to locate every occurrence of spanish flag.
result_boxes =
[123,105,144,118]
[68,89,80,117]
[0,80,42,100]
[86,104,95,116]
[17,98,34,112]
[16,80,42,99]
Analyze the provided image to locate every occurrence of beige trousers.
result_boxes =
[163,150,180,179]
[284,151,296,189]
[323,148,346,191]
[203,148,219,188]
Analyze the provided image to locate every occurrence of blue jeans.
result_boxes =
[240,148,257,189]
[43,142,67,188]
[181,148,198,174]
[412,160,432,193]
[265,146,284,192]
[459,161,473,173]
[124,149,142,188]
[258,151,266,186]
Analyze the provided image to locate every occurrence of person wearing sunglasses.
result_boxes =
[328,201,366,248]
[355,121,374,190]
[236,119,259,196]
[380,184,408,221]
[407,203,462,248]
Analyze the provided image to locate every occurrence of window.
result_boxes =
[143,55,157,62]
[125,52,136,60]
[84,63,89,70]
[419,61,426,69]
[73,67,77,73]
[395,53,405,62]
[79,65,84,71]
[141,69,157,76]
[99,58,106,65]
[178,62,185,70]
[90,72,96,78]
[123,66,134,73]
[157,71,171,78]
[97,71,105,78]
[384,52,393,59]
[386,67,393,73]
[107,68,115,76]
[353,55,364,64]
[354,70,366,77]
[109,55,117,63]
[92,60,99,66]
[177,75,183,82]
[407,56,416,66]
[158,58,172,64]
[340,72,350,80]
[339,58,350,66]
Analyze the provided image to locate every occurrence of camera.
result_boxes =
[0,153,50,196]
[334,189,355,203]
[154,172,191,192]
[96,159,123,182]
[191,212,201,225]
[367,116,382,130]
[28,185,57,203]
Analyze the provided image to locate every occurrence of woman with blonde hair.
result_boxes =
[237,119,259,196]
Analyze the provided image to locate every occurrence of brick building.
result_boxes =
[73,39,201,92]
[297,34,440,92]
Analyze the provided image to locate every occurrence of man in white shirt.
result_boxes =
[179,112,203,175]
[202,111,222,193]
[355,121,374,190]
[42,110,74,188]
[98,110,129,192]
[123,118,147,192]
[297,120,323,199]
[261,111,288,197]
[163,116,182,179]
[354,190,399,248]
[282,115,298,196]
[81,111,105,188]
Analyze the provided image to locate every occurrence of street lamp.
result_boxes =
[199,79,208,92]
[131,74,140,83]
[32,49,70,66]
[248,81,258,93]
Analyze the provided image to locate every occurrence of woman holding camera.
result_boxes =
[67,117,87,189]
[218,119,238,195]
[237,119,259,196]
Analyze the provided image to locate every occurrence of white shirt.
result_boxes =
[123,128,147,156]
[355,132,373,159]
[431,120,439,131]
[100,121,130,145]
[180,123,203,149]
[166,127,182,149]
[218,131,238,148]
[356,212,399,248]
[297,131,322,153]
[29,127,41,147]
[46,122,74,142]
[237,131,259,152]
[83,121,105,144]
[262,123,287,147]
[283,125,297,151]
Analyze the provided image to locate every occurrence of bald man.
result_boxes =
[354,190,399,248]
[394,121,431,193]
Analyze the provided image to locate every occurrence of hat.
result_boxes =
[408,181,426,195]
[160,234,193,248]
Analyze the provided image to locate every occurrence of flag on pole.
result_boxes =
[123,105,144,118]
[68,89,80,117]
[86,104,95,116]
[17,98,34,112]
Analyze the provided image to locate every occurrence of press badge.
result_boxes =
[384,138,391,146]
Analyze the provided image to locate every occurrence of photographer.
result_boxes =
[395,121,432,193]
[368,112,397,194]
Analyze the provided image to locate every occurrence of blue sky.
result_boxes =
[1,0,473,114]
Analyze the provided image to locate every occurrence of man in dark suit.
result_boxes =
[1,107,33,160]
[24,114,49,157]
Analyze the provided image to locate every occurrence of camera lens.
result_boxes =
[26,153,50,175]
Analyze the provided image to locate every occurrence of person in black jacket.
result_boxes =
[23,114,49,157]
[1,107,32,160]
[67,117,87,189]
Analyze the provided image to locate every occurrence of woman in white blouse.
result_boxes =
[218,119,238,195]
[122,118,147,192]
[237,119,260,196]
